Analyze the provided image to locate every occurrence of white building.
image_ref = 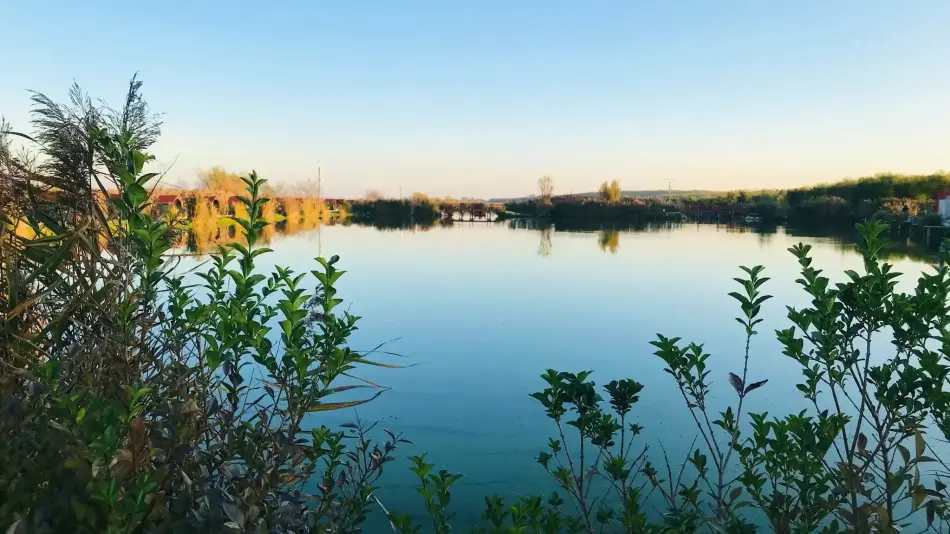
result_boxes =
[939,192,950,225]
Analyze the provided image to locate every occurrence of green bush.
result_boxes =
[389,223,950,533]
[787,195,854,222]
[786,173,950,207]
[1,81,406,533]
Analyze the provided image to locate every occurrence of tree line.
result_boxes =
[521,172,950,225]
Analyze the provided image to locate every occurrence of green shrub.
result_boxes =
[788,195,854,222]
[1,81,405,533]
[388,223,950,533]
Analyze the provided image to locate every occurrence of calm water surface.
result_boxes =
[180,222,936,526]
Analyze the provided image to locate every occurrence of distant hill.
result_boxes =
[488,189,723,203]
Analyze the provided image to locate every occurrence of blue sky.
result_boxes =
[2,1,949,198]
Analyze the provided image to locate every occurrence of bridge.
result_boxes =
[438,202,503,222]
[106,190,351,218]
[109,191,237,214]
[106,190,504,222]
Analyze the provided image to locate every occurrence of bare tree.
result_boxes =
[538,175,554,203]
[365,189,382,201]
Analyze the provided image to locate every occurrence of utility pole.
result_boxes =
[317,161,322,257]
[666,179,676,202]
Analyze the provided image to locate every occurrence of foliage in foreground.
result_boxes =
[1,80,406,533]
[5,79,950,534]
[388,222,950,533]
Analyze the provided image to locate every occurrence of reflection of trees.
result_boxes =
[598,230,620,254]
[185,214,318,256]
[783,224,936,263]
[507,218,543,230]
[360,219,439,232]
[537,225,553,257]
[180,215,452,256]
[856,237,935,263]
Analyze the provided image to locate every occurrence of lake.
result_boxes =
[177,220,937,528]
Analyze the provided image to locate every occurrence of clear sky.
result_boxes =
[2,1,949,199]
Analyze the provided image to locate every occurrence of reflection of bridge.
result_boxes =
[110,191,238,215]
[438,202,502,222]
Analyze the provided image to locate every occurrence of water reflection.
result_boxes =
[174,213,939,265]
[174,216,455,256]
[537,225,552,257]
[508,218,688,257]
[782,222,937,263]
[501,218,938,262]
[597,230,620,254]
[167,214,941,528]
[363,218,451,232]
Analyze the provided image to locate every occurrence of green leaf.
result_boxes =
[354,358,410,369]
[744,379,768,395]
[307,391,385,412]
[321,384,377,397]
[131,150,153,174]
[897,444,911,465]
[127,184,147,206]
[729,487,742,503]
[137,172,160,186]
[207,351,222,371]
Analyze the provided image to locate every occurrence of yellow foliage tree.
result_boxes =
[281,198,302,233]
[410,192,430,203]
[300,198,320,228]
[261,198,279,223]
[190,200,219,254]
[199,167,245,193]
[199,167,276,196]
[230,203,250,241]
[599,180,622,203]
